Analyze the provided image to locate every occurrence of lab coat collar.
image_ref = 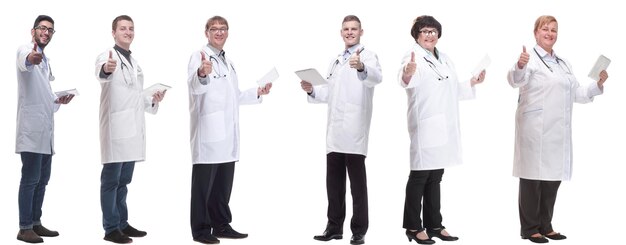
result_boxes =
[534,45,557,59]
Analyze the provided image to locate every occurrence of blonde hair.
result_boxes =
[533,15,557,33]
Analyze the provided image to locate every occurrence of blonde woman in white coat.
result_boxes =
[301,15,382,245]
[95,15,166,244]
[507,15,608,244]
[399,15,485,244]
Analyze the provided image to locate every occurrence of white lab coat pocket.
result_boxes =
[201,110,226,143]
[110,109,137,140]
[20,104,45,133]
[418,114,448,148]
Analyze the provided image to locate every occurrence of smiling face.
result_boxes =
[416,27,439,53]
[112,19,134,50]
[31,20,54,48]
[534,21,558,53]
[206,22,229,50]
[341,20,362,49]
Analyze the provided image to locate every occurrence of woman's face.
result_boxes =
[416,27,439,53]
[535,21,558,52]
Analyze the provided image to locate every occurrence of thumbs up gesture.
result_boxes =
[103,50,118,74]
[404,52,417,76]
[517,46,529,69]
[28,43,43,65]
[197,52,213,78]
[349,48,364,71]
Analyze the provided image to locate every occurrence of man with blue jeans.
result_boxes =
[95,15,166,244]
[16,14,74,243]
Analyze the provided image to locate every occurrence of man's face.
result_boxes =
[31,20,54,48]
[341,20,362,48]
[113,20,134,48]
[206,23,229,50]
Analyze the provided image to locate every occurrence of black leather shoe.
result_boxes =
[406,230,435,244]
[427,228,459,241]
[313,230,343,241]
[523,236,549,243]
[545,233,566,240]
[122,225,147,237]
[193,234,220,244]
[33,225,59,237]
[350,234,365,244]
[104,230,132,244]
[212,224,248,239]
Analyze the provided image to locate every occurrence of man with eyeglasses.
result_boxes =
[300,15,382,245]
[15,14,74,244]
[187,15,272,244]
[95,15,166,244]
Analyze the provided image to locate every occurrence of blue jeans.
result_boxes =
[100,162,135,234]
[18,152,52,229]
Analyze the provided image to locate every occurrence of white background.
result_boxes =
[1,0,624,244]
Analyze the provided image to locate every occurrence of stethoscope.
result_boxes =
[423,57,449,81]
[46,58,55,81]
[533,48,572,74]
[327,59,340,79]
[203,51,234,79]
[115,50,137,86]
[327,47,365,79]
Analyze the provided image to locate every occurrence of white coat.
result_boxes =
[398,44,475,171]
[15,42,60,155]
[507,45,602,181]
[187,45,261,164]
[308,44,382,156]
[95,48,158,164]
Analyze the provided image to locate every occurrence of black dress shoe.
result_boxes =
[104,230,132,244]
[406,230,435,244]
[523,236,549,243]
[427,228,459,241]
[350,234,365,244]
[212,224,248,239]
[33,225,59,237]
[193,234,220,244]
[313,230,343,241]
[545,233,566,240]
[122,225,147,237]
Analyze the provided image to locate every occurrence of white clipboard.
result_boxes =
[295,68,327,86]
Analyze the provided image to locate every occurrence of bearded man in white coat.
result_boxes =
[15,14,74,244]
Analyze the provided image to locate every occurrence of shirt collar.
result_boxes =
[207,44,225,57]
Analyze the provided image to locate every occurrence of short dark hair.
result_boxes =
[410,15,442,39]
[205,16,229,32]
[33,15,54,29]
[112,15,133,31]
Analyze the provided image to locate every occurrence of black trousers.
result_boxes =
[325,152,368,236]
[518,178,561,238]
[190,162,235,239]
[403,169,444,231]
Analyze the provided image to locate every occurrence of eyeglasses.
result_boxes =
[419,29,437,37]
[208,28,228,34]
[35,25,55,34]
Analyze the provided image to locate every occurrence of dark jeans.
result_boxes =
[325,152,368,236]
[403,169,444,231]
[190,162,235,239]
[18,152,52,229]
[519,178,561,238]
[100,162,135,234]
